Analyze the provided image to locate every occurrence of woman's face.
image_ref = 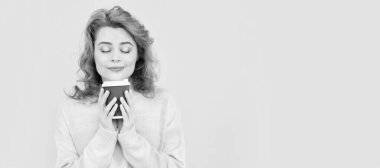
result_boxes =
[94,27,138,82]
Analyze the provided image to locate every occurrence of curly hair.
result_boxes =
[65,6,158,104]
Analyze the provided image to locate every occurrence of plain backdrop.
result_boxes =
[0,0,379,168]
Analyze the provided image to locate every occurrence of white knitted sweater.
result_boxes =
[54,88,186,168]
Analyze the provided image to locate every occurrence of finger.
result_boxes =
[105,97,117,114]
[121,96,134,122]
[124,90,131,105]
[101,90,110,107]
[98,88,104,103]
[123,92,132,113]
[120,104,129,120]
[126,90,134,109]
[120,97,129,111]
[120,97,132,115]
[108,103,118,119]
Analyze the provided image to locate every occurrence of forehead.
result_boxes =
[95,27,135,44]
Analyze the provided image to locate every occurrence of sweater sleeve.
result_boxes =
[117,95,186,168]
[54,107,118,168]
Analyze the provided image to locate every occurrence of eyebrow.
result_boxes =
[120,41,133,46]
[97,41,134,46]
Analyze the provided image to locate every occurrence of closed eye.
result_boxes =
[100,46,111,53]
[121,50,130,53]
[120,47,131,53]
[101,50,111,53]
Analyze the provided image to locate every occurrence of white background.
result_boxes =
[0,0,379,168]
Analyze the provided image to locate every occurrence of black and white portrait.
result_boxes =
[0,0,378,168]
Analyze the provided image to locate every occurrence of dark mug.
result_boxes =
[101,79,130,119]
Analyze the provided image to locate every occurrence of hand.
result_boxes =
[118,90,136,133]
[98,88,119,132]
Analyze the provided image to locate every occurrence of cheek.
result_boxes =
[125,53,138,66]
[124,57,138,74]
[125,59,137,72]
[94,54,107,72]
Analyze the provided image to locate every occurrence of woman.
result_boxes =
[55,6,186,168]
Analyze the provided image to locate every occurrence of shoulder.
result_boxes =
[59,95,95,117]
[154,87,174,100]
[150,87,179,105]
[152,87,183,126]
[133,86,179,110]
[153,87,181,115]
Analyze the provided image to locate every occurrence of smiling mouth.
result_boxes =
[108,67,124,72]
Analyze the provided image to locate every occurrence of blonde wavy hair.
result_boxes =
[65,6,158,103]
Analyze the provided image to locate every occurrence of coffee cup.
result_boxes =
[101,79,130,119]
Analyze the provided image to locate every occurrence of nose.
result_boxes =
[111,51,121,62]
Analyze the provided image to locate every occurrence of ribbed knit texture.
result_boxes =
[55,88,186,168]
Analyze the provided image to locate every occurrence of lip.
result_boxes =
[108,67,124,72]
